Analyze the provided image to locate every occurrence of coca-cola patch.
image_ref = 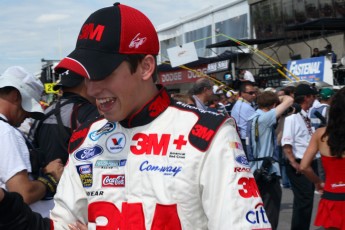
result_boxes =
[102,174,125,187]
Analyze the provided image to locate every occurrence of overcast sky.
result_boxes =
[0,0,227,74]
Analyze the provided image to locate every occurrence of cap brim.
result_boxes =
[52,84,63,91]
[21,92,45,120]
[55,49,127,80]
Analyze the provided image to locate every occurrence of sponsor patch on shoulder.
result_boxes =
[229,141,243,150]
[89,122,116,141]
[235,154,249,167]
[74,145,103,161]
[76,163,93,188]
[106,133,126,154]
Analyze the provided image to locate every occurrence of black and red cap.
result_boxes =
[55,3,159,80]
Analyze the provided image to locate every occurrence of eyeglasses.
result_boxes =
[244,91,256,95]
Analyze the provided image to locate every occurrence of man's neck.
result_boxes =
[194,94,206,104]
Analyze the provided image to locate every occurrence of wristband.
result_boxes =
[37,173,58,200]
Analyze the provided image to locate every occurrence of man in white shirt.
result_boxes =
[281,83,318,230]
[0,66,63,217]
[240,69,255,82]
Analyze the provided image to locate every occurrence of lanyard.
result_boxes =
[299,112,313,136]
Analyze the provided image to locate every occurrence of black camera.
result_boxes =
[253,158,277,183]
[283,103,301,116]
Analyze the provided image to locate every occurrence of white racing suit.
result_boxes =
[50,86,272,230]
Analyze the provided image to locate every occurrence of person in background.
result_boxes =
[231,81,257,156]
[275,86,296,189]
[224,90,238,115]
[311,48,320,57]
[282,83,318,230]
[324,44,337,63]
[0,66,63,218]
[171,93,196,106]
[190,77,214,111]
[0,3,271,230]
[310,88,335,130]
[300,87,345,230]
[248,91,293,230]
[239,69,255,83]
[30,70,99,166]
[309,87,335,185]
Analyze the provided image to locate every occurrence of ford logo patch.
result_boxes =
[235,155,249,167]
[74,145,103,161]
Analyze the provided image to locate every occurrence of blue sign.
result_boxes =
[286,56,325,83]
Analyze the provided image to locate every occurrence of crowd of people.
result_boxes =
[0,3,344,230]
[181,79,344,230]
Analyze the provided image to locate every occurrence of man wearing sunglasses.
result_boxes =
[231,82,257,156]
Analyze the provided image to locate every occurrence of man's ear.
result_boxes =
[140,55,155,81]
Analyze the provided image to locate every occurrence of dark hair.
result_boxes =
[191,78,213,95]
[257,91,279,109]
[294,95,304,104]
[125,54,158,82]
[0,86,17,96]
[283,86,295,96]
[172,93,195,105]
[239,82,254,94]
[322,87,345,157]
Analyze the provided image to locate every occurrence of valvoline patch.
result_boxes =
[74,145,103,161]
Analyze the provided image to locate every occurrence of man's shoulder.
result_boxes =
[171,101,228,152]
[68,116,106,153]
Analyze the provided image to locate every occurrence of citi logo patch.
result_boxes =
[106,133,126,153]
[74,145,103,161]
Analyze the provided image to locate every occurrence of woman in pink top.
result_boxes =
[301,87,345,230]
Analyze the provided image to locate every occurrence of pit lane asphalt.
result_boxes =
[278,187,322,230]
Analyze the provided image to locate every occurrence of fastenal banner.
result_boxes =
[286,56,333,85]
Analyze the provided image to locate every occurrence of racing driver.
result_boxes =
[0,3,271,230]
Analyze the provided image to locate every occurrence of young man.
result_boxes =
[0,66,63,218]
[0,3,271,230]
[248,91,293,230]
[282,84,318,230]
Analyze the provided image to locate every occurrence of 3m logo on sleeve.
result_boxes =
[238,177,260,198]
[191,124,215,141]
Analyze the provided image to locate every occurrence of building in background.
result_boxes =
[156,0,345,93]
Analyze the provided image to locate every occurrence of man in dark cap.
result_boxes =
[282,83,318,230]
[30,70,99,165]
[325,44,337,63]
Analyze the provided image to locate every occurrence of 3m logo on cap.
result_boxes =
[78,23,105,42]
[129,33,147,49]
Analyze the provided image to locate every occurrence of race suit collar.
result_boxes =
[120,85,172,128]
